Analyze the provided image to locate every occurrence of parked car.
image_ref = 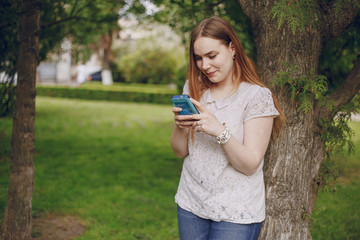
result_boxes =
[87,71,102,82]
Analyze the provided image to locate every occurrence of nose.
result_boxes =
[201,58,211,70]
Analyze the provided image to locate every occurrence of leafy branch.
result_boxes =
[270,0,319,34]
[319,93,359,156]
[272,62,358,156]
[273,62,358,191]
[272,62,327,113]
[314,94,358,191]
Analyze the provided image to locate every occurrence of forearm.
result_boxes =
[171,124,189,158]
[222,137,262,176]
[222,118,274,175]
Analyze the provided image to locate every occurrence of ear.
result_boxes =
[229,42,235,55]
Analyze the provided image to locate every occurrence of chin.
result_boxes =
[209,79,223,84]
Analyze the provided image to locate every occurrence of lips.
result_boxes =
[206,71,216,77]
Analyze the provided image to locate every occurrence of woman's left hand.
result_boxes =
[190,98,225,137]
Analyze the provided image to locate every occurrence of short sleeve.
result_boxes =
[182,80,190,95]
[244,87,279,122]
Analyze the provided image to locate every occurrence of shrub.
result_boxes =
[118,47,178,85]
[36,86,174,105]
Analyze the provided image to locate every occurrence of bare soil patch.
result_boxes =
[32,214,86,240]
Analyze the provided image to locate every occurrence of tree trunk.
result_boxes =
[257,9,325,240]
[258,27,324,240]
[1,0,40,239]
[239,1,326,239]
[238,0,360,239]
[100,33,114,85]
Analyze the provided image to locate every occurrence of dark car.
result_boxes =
[87,71,102,81]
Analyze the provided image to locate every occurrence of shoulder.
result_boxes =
[241,82,273,100]
[243,83,279,121]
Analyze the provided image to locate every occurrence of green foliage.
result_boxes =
[40,0,123,62]
[313,95,359,192]
[0,1,19,117]
[314,158,343,191]
[0,0,19,75]
[118,46,179,84]
[270,0,320,34]
[154,0,223,34]
[152,0,257,59]
[1,0,124,116]
[36,84,176,104]
[272,62,328,113]
[0,84,16,117]
[319,14,360,92]
[2,0,123,65]
[319,95,359,155]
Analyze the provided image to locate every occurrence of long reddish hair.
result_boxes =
[187,16,285,137]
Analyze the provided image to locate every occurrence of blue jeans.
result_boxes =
[177,205,262,240]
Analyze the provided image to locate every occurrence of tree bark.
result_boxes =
[237,0,359,239]
[328,56,360,110]
[257,19,324,240]
[100,32,114,85]
[1,0,40,239]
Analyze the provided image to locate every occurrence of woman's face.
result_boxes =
[193,37,234,85]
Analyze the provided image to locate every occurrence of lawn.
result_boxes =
[310,121,360,240]
[0,96,359,239]
[0,97,181,239]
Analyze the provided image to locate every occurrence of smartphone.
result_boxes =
[171,94,199,115]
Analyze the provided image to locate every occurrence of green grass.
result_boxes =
[0,97,180,239]
[0,97,359,239]
[311,121,360,240]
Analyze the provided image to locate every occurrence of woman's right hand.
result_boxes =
[173,107,197,129]
[171,107,191,158]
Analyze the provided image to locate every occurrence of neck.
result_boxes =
[210,78,236,100]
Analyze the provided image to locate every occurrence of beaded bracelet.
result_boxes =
[216,124,231,145]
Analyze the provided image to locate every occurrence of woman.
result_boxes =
[171,16,284,240]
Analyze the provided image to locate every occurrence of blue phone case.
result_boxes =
[171,95,199,115]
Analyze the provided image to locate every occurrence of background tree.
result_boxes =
[0,0,40,238]
[0,0,125,236]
